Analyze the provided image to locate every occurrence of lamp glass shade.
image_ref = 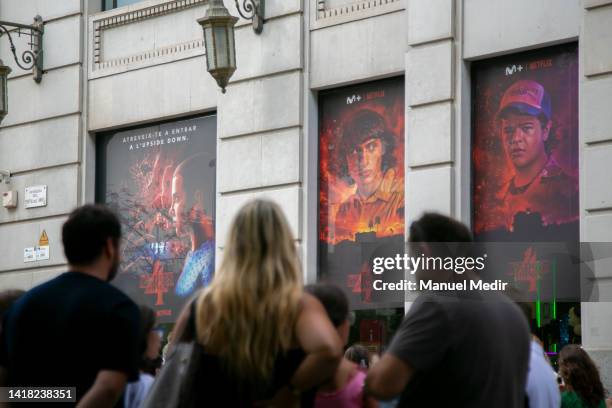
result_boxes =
[0,74,6,116]
[0,61,11,123]
[204,26,215,70]
[214,25,229,69]
[198,2,238,92]
[228,24,236,67]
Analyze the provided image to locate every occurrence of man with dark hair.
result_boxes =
[493,80,578,229]
[334,109,404,237]
[366,213,531,407]
[0,205,141,407]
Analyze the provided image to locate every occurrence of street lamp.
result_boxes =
[197,0,265,93]
[198,0,238,94]
[0,61,11,124]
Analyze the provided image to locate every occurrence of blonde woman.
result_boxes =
[173,199,342,407]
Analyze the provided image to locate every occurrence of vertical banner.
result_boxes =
[318,77,405,309]
[473,44,579,241]
[100,116,216,322]
[471,44,579,345]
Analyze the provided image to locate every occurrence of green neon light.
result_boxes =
[552,259,557,320]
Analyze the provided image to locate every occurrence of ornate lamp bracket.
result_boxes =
[0,15,44,83]
[234,0,265,34]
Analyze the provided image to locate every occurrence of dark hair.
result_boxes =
[409,213,474,258]
[139,305,156,353]
[335,109,397,184]
[0,289,25,318]
[409,213,473,243]
[304,283,349,327]
[138,305,157,370]
[345,344,370,368]
[62,204,121,265]
[559,345,605,407]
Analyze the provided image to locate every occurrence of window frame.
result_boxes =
[102,0,146,11]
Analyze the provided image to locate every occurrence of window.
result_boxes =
[103,0,146,11]
[95,115,217,323]
[318,77,406,353]
[471,43,580,360]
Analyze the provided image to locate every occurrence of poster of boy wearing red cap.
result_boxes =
[494,79,578,231]
[471,45,582,335]
[472,44,578,241]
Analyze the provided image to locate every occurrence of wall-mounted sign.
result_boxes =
[36,246,50,261]
[39,230,49,246]
[25,185,47,209]
[23,247,36,263]
[22,230,51,263]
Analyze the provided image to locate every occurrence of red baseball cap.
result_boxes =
[497,80,552,121]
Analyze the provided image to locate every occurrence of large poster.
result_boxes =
[473,44,578,242]
[318,78,405,309]
[98,116,216,322]
[471,44,579,309]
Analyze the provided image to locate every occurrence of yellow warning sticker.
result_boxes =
[39,230,49,247]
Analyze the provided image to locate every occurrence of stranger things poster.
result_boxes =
[318,77,405,309]
[97,116,216,323]
[471,44,580,305]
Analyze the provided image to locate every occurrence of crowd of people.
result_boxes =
[0,201,610,407]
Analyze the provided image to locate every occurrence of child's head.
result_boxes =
[345,344,371,369]
[305,283,350,345]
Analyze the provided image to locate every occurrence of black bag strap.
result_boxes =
[186,299,197,339]
[177,300,206,408]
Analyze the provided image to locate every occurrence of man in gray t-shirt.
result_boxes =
[366,213,530,407]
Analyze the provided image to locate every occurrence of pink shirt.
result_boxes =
[315,369,367,408]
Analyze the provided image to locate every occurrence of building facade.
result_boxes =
[1,0,611,388]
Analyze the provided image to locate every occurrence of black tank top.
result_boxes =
[182,302,315,407]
